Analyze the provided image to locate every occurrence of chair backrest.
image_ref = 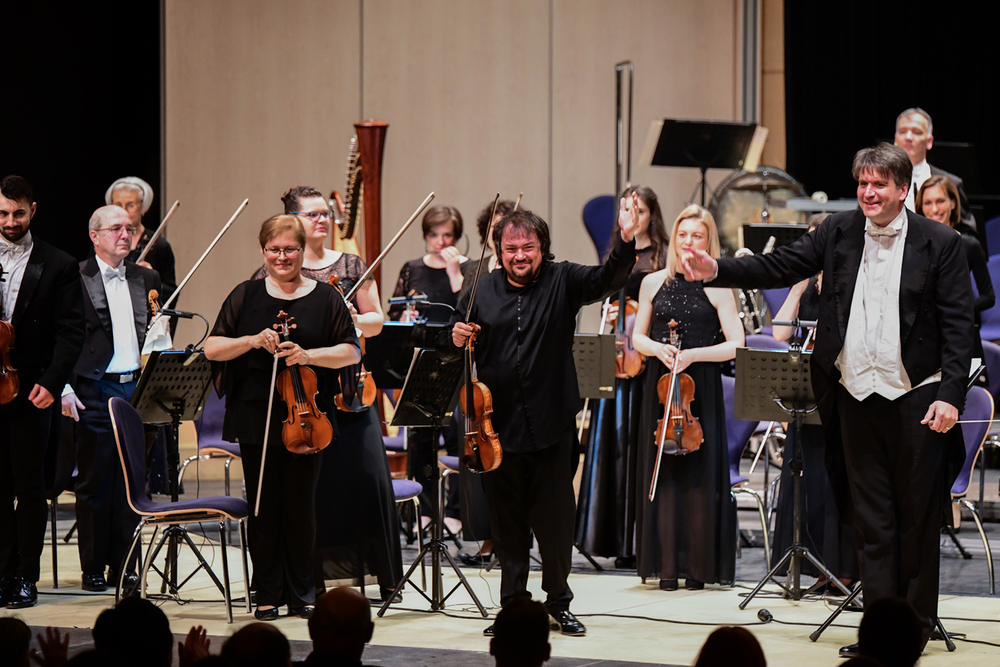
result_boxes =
[982,340,1000,403]
[194,389,227,449]
[109,397,158,514]
[984,216,1000,257]
[760,288,790,320]
[978,255,1000,341]
[745,333,789,350]
[721,375,758,484]
[582,195,617,261]
[953,386,995,496]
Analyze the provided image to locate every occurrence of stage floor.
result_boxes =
[5,512,999,667]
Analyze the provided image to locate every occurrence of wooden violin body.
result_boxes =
[0,320,18,405]
[461,377,501,473]
[274,311,334,454]
[611,295,646,378]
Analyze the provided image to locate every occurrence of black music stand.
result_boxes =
[741,223,809,254]
[129,350,220,599]
[734,340,853,607]
[365,321,450,389]
[643,119,757,206]
[377,348,487,618]
[572,333,616,400]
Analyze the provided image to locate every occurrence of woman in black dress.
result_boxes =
[388,205,468,533]
[632,205,744,590]
[576,185,669,568]
[206,215,361,620]
[255,186,404,603]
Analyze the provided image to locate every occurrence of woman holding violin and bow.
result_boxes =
[632,204,743,591]
[206,214,360,620]
[253,186,404,605]
[576,185,669,569]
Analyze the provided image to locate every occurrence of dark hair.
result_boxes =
[851,142,912,188]
[476,199,517,245]
[0,617,32,667]
[858,598,922,667]
[916,174,961,227]
[492,209,554,262]
[259,214,307,249]
[281,185,325,214]
[221,622,291,667]
[694,626,766,667]
[93,597,174,667]
[0,175,33,204]
[613,185,668,270]
[491,598,549,662]
[421,205,463,241]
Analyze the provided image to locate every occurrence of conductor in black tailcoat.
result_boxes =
[0,175,84,609]
[681,143,973,651]
[62,205,161,593]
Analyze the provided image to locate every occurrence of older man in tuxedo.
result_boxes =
[682,143,973,651]
[62,205,161,593]
[0,175,84,609]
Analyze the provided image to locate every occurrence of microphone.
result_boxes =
[757,609,772,623]
[388,294,428,304]
[160,308,198,319]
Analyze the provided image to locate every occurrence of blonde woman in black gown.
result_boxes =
[632,205,743,590]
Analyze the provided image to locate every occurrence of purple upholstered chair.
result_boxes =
[952,386,995,594]
[179,389,243,497]
[722,374,770,565]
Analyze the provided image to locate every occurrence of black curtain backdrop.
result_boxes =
[3,2,160,261]
[785,2,999,216]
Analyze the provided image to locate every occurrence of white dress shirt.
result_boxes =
[0,230,33,322]
[95,256,141,374]
[904,159,932,212]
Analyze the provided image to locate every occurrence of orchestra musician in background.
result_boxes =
[253,186,403,606]
[0,175,84,610]
[205,215,360,621]
[632,204,743,591]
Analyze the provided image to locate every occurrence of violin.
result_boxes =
[147,288,160,317]
[610,286,645,378]
[273,311,334,454]
[0,263,18,405]
[648,320,703,501]
[328,274,377,412]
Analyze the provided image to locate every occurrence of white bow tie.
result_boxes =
[0,243,26,260]
[103,264,127,282]
[867,224,898,239]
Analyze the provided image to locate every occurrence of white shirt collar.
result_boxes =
[0,230,32,253]
[865,207,907,234]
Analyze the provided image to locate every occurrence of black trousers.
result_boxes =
[483,429,576,613]
[74,377,140,576]
[0,396,52,583]
[837,383,949,640]
[240,434,322,609]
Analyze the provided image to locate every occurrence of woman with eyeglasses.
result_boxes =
[206,215,361,620]
[253,186,404,605]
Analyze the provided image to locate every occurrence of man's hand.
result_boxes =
[452,321,479,348]
[29,384,56,409]
[62,392,85,422]
[921,400,959,433]
[680,248,718,282]
[618,193,638,243]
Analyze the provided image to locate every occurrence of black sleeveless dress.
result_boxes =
[635,275,736,584]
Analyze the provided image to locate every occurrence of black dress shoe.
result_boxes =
[459,552,492,568]
[548,610,586,636]
[288,605,314,619]
[5,577,38,609]
[375,587,403,604]
[82,573,108,592]
[254,607,280,621]
[119,571,141,598]
[614,556,636,569]
[685,578,704,590]
[659,578,678,591]
[483,624,494,636]
[839,643,859,658]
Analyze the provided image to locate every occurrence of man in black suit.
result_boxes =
[894,107,975,232]
[682,143,973,651]
[0,175,84,609]
[62,204,161,592]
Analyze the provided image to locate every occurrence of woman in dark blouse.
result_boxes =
[205,215,360,621]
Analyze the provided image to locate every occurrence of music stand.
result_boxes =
[572,333,615,399]
[641,119,757,206]
[741,223,809,255]
[365,321,450,389]
[734,340,853,608]
[129,350,220,599]
[377,348,487,618]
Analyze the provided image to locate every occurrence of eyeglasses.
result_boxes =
[264,246,302,258]
[292,209,332,223]
[95,224,138,237]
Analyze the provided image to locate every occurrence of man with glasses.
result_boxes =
[61,205,161,594]
[0,175,84,609]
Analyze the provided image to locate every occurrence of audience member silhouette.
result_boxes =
[296,587,374,666]
[858,597,922,667]
[489,597,551,667]
[0,617,33,667]
[694,626,766,667]
[220,622,292,667]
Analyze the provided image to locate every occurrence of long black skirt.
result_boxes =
[635,360,736,584]
[313,407,403,592]
[575,372,645,560]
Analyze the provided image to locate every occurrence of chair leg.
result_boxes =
[731,491,742,559]
[413,497,425,590]
[962,499,995,595]
[219,518,233,623]
[50,499,59,589]
[118,521,150,605]
[746,487,771,566]
[239,519,251,613]
[177,454,200,489]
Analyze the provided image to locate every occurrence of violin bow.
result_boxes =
[136,199,180,264]
[254,332,282,517]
